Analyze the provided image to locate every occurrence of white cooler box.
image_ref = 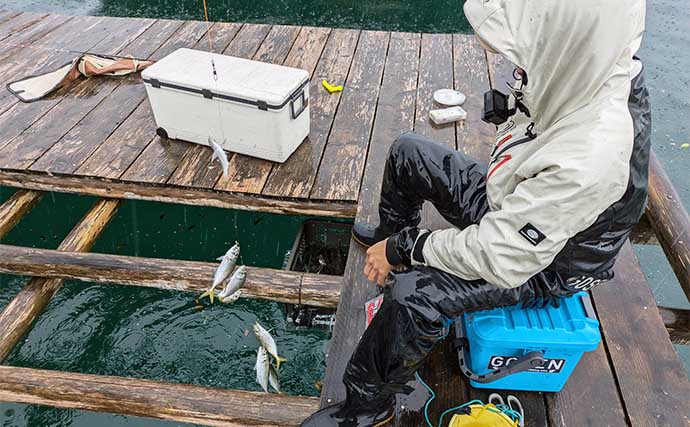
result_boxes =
[142,48,310,163]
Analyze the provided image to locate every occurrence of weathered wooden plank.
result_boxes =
[0,12,47,41]
[0,244,343,308]
[0,190,42,240]
[0,13,73,55]
[214,25,302,194]
[0,198,120,361]
[310,31,390,201]
[453,35,494,158]
[592,242,690,426]
[0,11,22,26]
[414,33,455,148]
[321,31,419,406]
[0,366,319,427]
[72,21,186,179]
[659,306,690,345]
[262,29,360,199]
[546,344,627,427]
[31,21,240,176]
[0,16,121,147]
[0,17,155,170]
[647,151,690,300]
[0,170,357,217]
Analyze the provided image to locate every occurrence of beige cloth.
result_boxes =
[7,54,154,102]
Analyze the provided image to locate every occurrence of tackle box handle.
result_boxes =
[453,319,546,384]
[290,88,308,120]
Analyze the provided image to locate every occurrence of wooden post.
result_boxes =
[0,198,120,361]
[0,365,318,427]
[0,244,343,308]
[646,151,690,302]
[0,189,43,239]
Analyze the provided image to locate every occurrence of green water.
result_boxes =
[0,188,338,426]
[0,0,689,425]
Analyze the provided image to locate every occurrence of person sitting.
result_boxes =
[301,0,650,425]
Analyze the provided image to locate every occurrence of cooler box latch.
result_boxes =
[454,319,546,384]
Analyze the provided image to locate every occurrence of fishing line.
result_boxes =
[0,40,152,62]
[200,0,229,159]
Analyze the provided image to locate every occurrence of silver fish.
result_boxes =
[255,346,270,393]
[268,363,281,393]
[220,290,242,304]
[217,265,247,300]
[200,242,240,303]
[253,321,287,369]
[209,138,229,179]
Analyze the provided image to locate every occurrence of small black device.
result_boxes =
[482,89,515,125]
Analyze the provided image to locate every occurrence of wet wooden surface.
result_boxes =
[0,11,688,427]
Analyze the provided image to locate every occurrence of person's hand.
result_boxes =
[364,239,394,286]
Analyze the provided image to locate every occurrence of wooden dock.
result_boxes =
[0,10,688,427]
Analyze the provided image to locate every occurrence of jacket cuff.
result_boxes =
[386,227,429,268]
[411,230,430,265]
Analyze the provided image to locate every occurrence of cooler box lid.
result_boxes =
[465,293,601,351]
[141,48,309,109]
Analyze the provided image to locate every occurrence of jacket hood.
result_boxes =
[464,0,645,130]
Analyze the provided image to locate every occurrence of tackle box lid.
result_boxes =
[141,48,310,109]
[464,293,601,351]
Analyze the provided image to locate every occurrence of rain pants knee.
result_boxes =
[342,0,651,407]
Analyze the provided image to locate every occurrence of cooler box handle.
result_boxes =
[290,88,308,119]
[454,319,546,384]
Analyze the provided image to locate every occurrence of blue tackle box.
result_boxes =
[455,292,601,392]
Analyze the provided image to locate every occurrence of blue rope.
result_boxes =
[414,371,436,427]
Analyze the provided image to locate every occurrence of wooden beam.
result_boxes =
[0,189,43,239]
[646,151,690,301]
[0,170,357,218]
[0,244,342,308]
[0,365,318,427]
[659,306,690,345]
[591,242,690,425]
[0,199,120,361]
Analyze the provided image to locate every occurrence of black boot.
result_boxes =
[351,222,394,248]
[300,395,395,427]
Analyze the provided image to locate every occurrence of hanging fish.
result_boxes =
[209,137,229,179]
[199,242,240,303]
[218,265,247,303]
[255,346,270,393]
[253,321,287,369]
[268,363,281,394]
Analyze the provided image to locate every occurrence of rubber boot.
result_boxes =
[300,394,395,427]
[352,216,406,248]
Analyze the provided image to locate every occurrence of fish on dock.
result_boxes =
[253,321,287,369]
[199,242,240,303]
[209,138,229,179]
[255,346,270,393]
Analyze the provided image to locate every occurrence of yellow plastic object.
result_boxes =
[322,79,343,94]
[449,404,518,427]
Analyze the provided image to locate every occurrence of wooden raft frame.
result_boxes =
[0,10,688,427]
